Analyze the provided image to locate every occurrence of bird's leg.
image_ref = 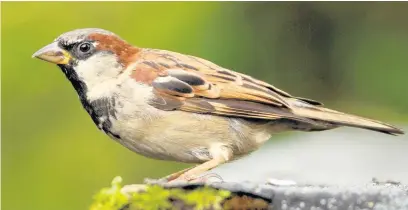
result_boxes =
[171,145,233,183]
[144,162,223,184]
[144,166,195,184]
[145,145,232,184]
[175,158,226,182]
[162,166,195,182]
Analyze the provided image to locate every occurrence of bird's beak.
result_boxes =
[32,42,71,65]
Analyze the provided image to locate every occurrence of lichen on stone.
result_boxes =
[90,176,232,210]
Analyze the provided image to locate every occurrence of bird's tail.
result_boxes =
[288,99,404,135]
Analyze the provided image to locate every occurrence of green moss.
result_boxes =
[130,185,176,210]
[175,187,231,210]
[90,177,231,210]
[90,176,129,210]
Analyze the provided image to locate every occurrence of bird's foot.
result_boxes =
[192,173,224,183]
[170,173,224,184]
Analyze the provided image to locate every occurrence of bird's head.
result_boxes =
[32,28,140,91]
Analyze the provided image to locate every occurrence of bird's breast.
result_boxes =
[78,77,276,162]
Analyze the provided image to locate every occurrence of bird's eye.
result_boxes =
[78,42,92,53]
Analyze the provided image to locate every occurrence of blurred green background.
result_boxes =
[2,2,408,210]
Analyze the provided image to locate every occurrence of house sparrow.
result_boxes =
[32,28,404,183]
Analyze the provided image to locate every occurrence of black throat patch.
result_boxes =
[57,64,121,139]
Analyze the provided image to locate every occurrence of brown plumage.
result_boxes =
[33,28,404,184]
[132,48,404,135]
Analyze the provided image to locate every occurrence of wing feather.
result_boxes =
[133,49,317,123]
[130,49,404,135]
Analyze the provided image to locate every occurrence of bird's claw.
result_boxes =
[144,173,224,185]
[172,173,224,184]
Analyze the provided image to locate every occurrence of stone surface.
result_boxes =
[159,181,408,210]
[209,126,408,186]
[129,126,408,209]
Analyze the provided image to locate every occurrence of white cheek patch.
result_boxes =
[75,53,124,100]
[76,53,120,81]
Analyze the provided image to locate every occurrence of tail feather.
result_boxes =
[289,99,404,135]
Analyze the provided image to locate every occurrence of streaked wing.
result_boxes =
[128,48,404,135]
[131,49,318,124]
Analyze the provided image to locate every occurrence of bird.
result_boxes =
[32,28,404,183]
